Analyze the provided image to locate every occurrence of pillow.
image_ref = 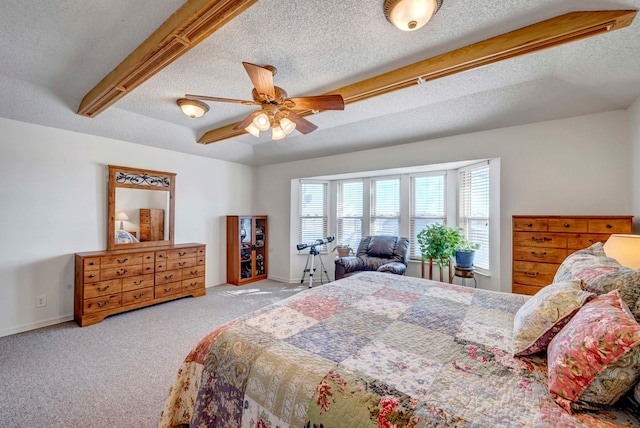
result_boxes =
[512,280,594,356]
[547,290,640,412]
[552,243,640,322]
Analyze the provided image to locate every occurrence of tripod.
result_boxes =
[300,245,330,288]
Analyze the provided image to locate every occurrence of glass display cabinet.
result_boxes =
[226,215,268,285]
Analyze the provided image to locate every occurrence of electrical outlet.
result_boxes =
[35,294,47,308]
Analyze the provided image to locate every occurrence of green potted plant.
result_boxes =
[455,235,480,269]
[417,224,463,269]
[332,243,353,257]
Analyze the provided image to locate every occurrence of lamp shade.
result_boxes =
[271,125,286,140]
[383,0,441,31]
[115,212,129,221]
[177,98,209,118]
[253,113,271,131]
[603,234,640,269]
[280,117,296,135]
[245,123,261,138]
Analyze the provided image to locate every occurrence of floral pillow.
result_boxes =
[552,242,640,322]
[547,290,640,412]
[512,280,594,356]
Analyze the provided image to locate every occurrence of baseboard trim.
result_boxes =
[0,315,74,338]
[268,274,336,284]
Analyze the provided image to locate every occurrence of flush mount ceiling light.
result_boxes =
[383,0,443,31]
[177,98,210,118]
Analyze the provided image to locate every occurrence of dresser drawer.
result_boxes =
[156,251,167,261]
[548,218,587,233]
[513,261,559,287]
[83,294,122,314]
[83,257,101,271]
[513,284,544,296]
[513,232,567,248]
[84,279,122,299]
[101,254,143,268]
[182,277,205,291]
[155,260,167,272]
[155,282,182,298]
[513,218,547,232]
[167,248,197,259]
[122,274,154,292]
[100,265,143,280]
[155,269,182,285]
[83,270,101,282]
[142,263,154,275]
[183,266,205,279]
[141,252,155,263]
[588,219,632,234]
[513,246,567,264]
[567,233,610,250]
[122,287,154,305]
[167,257,196,270]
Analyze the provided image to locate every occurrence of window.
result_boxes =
[336,180,363,250]
[299,181,328,251]
[370,177,400,236]
[459,163,490,270]
[410,173,446,258]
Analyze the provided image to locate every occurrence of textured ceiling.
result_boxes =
[0,0,639,166]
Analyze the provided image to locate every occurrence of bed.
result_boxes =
[159,267,640,427]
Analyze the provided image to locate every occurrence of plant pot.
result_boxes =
[455,250,475,269]
[336,248,351,257]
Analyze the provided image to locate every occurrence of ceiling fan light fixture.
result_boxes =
[280,117,296,135]
[383,0,442,31]
[253,112,271,131]
[271,125,286,141]
[245,123,261,138]
[176,98,209,118]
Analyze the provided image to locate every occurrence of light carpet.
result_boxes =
[0,280,307,428]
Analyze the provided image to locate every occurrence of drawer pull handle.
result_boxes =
[190,282,197,286]
[97,301,109,308]
[164,287,173,292]
[531,251,547,258]
[531,236,550,243]
[527,223,533,227]
[164,274,174,279]
[88,274,96,278]
[179,251,187,256]
[89,262,95,266]
[117,269,128,275]
[158,254,165,259]
[190,270,199,275]
[134,293,144,299]
[606,224,613,229]
[524,271,539,277]
[117,258,128,264]
[589,238,606,244]
[564,223,570,228]
[134,280,143,285]
[97,285,109,292]
[179,261,187,266]
[157,264,164,268]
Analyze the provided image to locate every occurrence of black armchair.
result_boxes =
[334,235,410,280]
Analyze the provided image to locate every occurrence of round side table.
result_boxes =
[454,266,477,288]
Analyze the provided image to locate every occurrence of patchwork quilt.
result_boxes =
[159,272,639,427]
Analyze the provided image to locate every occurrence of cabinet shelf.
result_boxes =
[227,216,268,285]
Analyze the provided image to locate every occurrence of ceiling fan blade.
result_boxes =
[242,62,276,99]
[285,94,345,111]
[286,111,318,135]
[233,111,261,131]
[185,94,256,105]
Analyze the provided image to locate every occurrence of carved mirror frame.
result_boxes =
[107,165,176,251]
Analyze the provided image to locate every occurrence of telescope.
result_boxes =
[296,235,335,251]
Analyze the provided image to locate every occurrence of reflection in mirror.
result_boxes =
[107,165,176,251]
[115,188,170,242]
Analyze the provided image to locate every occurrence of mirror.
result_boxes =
[107,165,176,250]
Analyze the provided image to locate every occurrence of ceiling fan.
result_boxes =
[185,62,345,140]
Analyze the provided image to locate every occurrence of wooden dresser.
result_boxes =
[139,208,165,241]
[512,215,632,295]
[75,243,205,326]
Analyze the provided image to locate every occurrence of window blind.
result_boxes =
[370,177,400,236]
[459,164,490,270]
[337,180,363,250]
[410,173,446,258]
[299,181,328,251]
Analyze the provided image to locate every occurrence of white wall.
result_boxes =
[630,97,640,232]
[0,117,255,337]
[256,110,632,292]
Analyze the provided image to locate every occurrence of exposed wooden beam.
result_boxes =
[198,9,636,145]
[77,0,259,118]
